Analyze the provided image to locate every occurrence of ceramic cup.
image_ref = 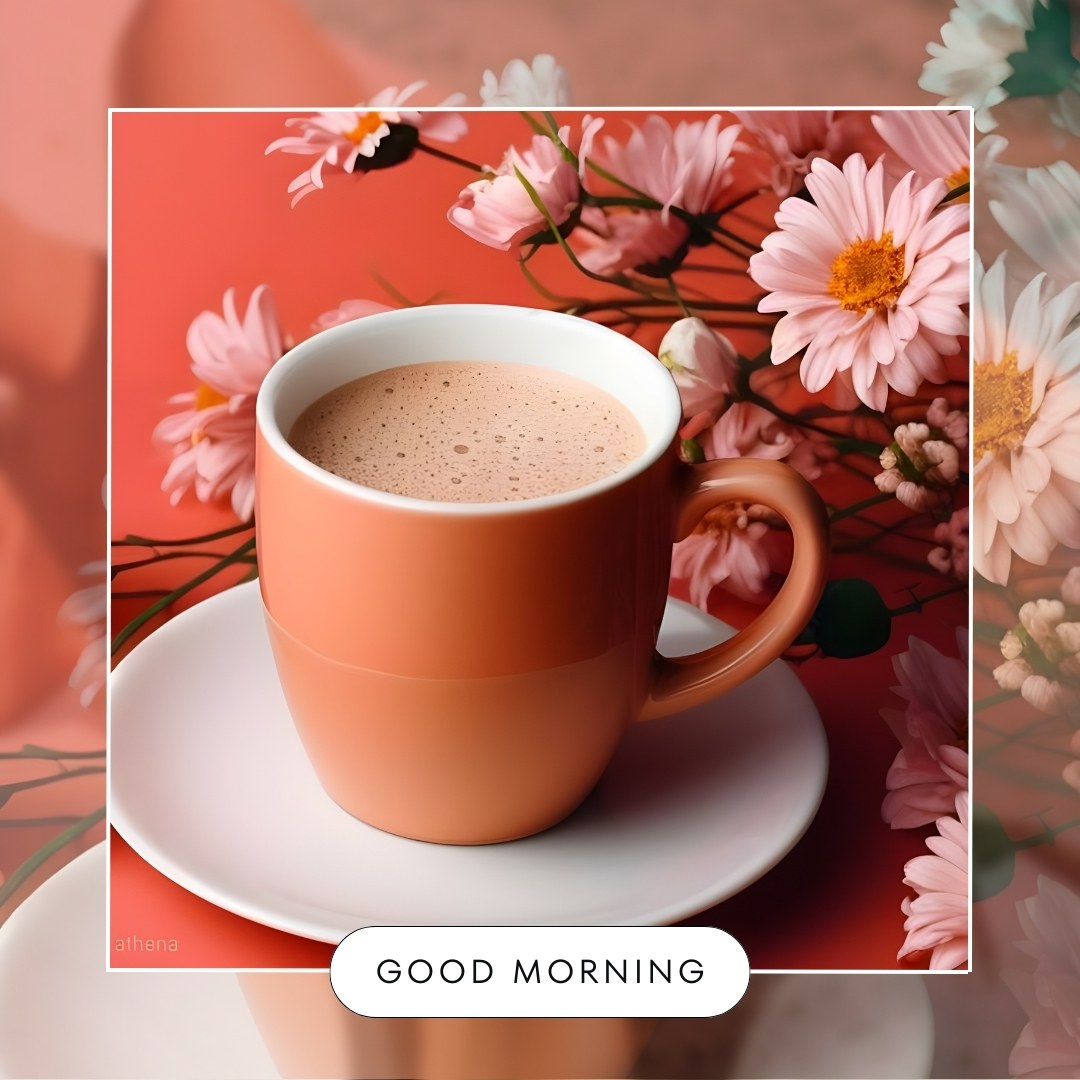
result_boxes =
[255,305,829,844]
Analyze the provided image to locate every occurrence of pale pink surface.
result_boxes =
[447,126,585,253]
[1005,876,1080,1078]
[153,285,284,522]
[1065,730,1080,794]
[750,153,970,411]
[972,254,1080,584]
[575,114,741,274]
[265,86,467,206]
[881,631,969,829]
[898,791,969,969]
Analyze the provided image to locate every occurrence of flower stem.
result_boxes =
[0,746,105,760]
[112,549,257,577]
[887,582,967,617]
[0,805,105,908]
[828,492,894,522]
[110,536,257,656]
[414,141,486,172]
[974,689,1019,712]
[1,766,106,805]
[113,520,254,548]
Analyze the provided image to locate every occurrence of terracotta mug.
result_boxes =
[255,305,829,845]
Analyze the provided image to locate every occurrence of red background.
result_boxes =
[109,109,965,969]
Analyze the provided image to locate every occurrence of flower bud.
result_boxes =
[658,317,739,418]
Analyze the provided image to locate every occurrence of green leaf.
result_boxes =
[807,578,892,658]
[1002,0,1080,99]
[971,803,1016,901]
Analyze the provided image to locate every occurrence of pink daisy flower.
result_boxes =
[447,121,599,254]
[872,109,971,196]
[897,790,969,970]
[265,84,467,207]
[575,114,741,275]
[153,285,284,522]
[670,504,772,608]
[59,560,107,708]
[748,153,969,411]
[1005,876,1080,1078]
[734,110,843,197]
[972,254,1080,584]
[880,632,969,829]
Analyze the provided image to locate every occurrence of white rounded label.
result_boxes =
[330,926,749,1017]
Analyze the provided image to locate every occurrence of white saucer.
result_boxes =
[110,582,827,941]
[0,845,277,1079]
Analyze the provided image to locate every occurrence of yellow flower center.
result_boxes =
[345,112,384,144]
[191,383,228,445]
[194,383,229,411]
[828,231,908,314]
[700,502,751,534]
[945,165,970,203]
[974,350,1035,458]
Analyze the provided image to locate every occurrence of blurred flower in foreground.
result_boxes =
[447,121,599,253]
[971,254,1080,584]
[265,85,467,207]
[919,0,1080,134]
[670,501,772,607]
[311,299,392,333]
[153,285,283,522]
[993,579,1080,715]
[929,506,970,579]
[872,109,971,195]
[576,114,741,276]
[479,55,572,106]
[875,397,968,512]
[881,633,969,829]
[898,790,969,969]
[749,154,969,411]
[658,317,739,419]
[989,156,1080,288]
[1005,876,1080,1078]
[58,561,107,708]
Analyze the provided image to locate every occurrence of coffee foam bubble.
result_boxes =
[287,360,646,502]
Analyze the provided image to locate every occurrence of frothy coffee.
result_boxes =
[287,360,645,502]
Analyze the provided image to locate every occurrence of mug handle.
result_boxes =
[640,457,830,721]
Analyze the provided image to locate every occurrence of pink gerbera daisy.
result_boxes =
[749,153,969,410]
[872,109,971,196]
[153,285,284,522]
[575,114,741,275]
[972,253,1080,584]
[898,790,969,970]
[265,84,467,207]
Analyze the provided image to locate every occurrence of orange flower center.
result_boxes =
[945,165,970,203]
[699,502,751,534]
[345,112,385,144]
[191,383,228,445]
[974,350,1034,458]
[194,383,229,411]
[828,231,908,314]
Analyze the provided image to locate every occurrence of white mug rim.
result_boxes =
[256,304,683,516]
